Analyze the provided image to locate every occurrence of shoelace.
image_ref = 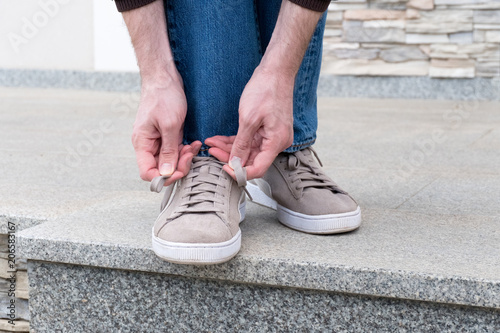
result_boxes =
[285,148,347,194]
[150,157,249,217]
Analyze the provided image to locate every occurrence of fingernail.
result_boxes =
[160,163,173,176]
[229,156,240,170]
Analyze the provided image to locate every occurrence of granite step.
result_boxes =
[0,88,499,331]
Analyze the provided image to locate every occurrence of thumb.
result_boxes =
[229,126,255,167]
[158,131,180,177]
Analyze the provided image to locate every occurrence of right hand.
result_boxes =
[132,75,201,186]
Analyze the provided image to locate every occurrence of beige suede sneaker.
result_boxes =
[247,147,361,234]
[150,157,246,265]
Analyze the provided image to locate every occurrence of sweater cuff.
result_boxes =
[115,0,157,12]
[289,0,331,12]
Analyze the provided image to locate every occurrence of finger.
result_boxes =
[244,149,278,180]
[135,149,160,181]
[176,150,194,176]
[205,135,236,145]
[208,147,230,163]
[222,164,236,180]
[230,126,258,167]
[162,170,185,187]
[179,144,191,156]
[158,129,181,177]
[205,136,234,154]
[190,140,203,156]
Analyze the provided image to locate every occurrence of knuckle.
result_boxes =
[160,145,177,157]
[139,170,150,181]
[240,111,261,128]
[234,140,251,152]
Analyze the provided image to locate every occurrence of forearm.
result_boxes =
[260,0,323,78]
[122,0,179,86]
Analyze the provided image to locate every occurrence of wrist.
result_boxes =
[140,57,180,82]
[141,64,183,91]
[255,60,297,88]
[259,47,299,81]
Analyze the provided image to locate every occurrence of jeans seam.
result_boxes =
[253,0,263,57]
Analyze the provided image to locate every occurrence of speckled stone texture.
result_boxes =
[318,75,500,101]
[0,69,140,92]
[1,69,499,100]
[28,262,500,333]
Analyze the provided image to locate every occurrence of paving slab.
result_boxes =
[0,88,498,311]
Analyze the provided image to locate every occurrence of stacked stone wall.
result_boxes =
[323,0,500,78]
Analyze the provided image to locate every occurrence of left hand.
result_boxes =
[205,65,295,180]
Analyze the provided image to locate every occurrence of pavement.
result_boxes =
[1,87,500,308]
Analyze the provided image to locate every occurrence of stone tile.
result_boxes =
[473,9,500,24]
[17,197,500,307]
[450,3,500,9]
[408,0,434,10]
[326,10,343,22]
[3,88,500,315]
[474,29,487,42]
[323,42,360,50]
[28,262,500,332]
[406,8,422,19]
[449,31,474,44]
[475,23,500,30]
[485,30,500,42]
[344,9,407,20]
[322,59,429,76]
[0,319,30,332]
[419,9,473,21]
[0,151,143,191]
[476,61,500,76]
[406,21,473,34]
[318,75,500,100]
[406,33,449,44]
[0,184,139,222]
[342,27,406,43]
[430,59,475,78]
[398,174,500,216]
[430,42,499,55]
[362,19,406,29]
[324,29,342,37]
[328,3,368,11]
[430,52,470,59]
[327,48,379,59]
[379,46,429,62]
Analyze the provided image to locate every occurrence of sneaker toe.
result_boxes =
[296,189,358,216]
[156,215,233,244]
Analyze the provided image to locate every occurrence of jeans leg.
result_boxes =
[164,0,261,156]
[256,1,327,152]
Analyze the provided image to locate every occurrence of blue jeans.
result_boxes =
[165,0,326,156]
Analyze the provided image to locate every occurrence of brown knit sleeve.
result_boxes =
[116,0,330,13]
[289,0,330,12]
[115,0,156,12]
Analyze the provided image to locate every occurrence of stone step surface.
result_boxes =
[0,88,498,331]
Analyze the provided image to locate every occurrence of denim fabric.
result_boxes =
[165,0,326,155]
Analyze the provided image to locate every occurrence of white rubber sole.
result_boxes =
[152,201,246,265]
[247,181,362,234]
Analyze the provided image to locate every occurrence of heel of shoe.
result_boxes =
[246,180,277,210]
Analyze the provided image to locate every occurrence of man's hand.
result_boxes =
[133,78,202,185]
[205,66,294,180]
[123,0,201,185]
[206,0,322,180]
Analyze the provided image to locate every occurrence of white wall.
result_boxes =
[93,0,138,72]
[0,0,138,72]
